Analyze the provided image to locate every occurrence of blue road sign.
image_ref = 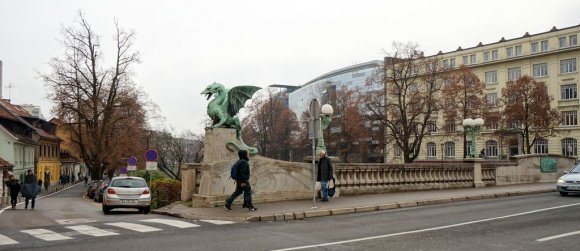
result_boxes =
[128,156,137,166]
[145,149,159,162]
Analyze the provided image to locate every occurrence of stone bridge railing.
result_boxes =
[334,162,495,195]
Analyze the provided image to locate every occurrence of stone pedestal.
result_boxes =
[202,127,239,164]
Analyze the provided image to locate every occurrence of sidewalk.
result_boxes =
[0,181,82,208]
[153,182,557,222]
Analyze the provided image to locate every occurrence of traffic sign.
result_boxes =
[127,165,137,171]
[146,161,158,171]
[127,156,137,166]
[309,99,321,118]
[145,149,158,162]
[120,166,127,175]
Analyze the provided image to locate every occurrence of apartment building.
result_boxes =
[406,25,580,162]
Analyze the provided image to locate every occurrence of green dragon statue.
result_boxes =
[201,82,261,154]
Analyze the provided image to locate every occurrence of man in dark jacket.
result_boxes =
[22,170,40,209]
[6,175,21,209]
[224,150,257,211]
[317,149,333,202]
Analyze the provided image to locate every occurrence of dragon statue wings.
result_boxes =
[201,82,261,154]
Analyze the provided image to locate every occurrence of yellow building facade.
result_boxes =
[36,135,61,185]
[392,25,580,162]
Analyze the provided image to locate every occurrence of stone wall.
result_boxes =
[494,154,575,185]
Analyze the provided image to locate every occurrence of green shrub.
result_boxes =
[150,178,181,209]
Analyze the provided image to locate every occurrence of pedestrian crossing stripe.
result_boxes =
[105,222,162,232]
[66,225,119,237]
[0,234,18,246]
[140,219,200,228]
[21,229,73,241]
[200,220,235,225]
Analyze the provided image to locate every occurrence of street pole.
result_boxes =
[312,136,316,209]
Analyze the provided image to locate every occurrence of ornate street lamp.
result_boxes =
[316,104,334,154]
[462,118,484,158]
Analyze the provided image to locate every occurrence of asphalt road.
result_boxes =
[0,185,579,251]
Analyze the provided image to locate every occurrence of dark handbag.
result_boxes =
[328,177,336,197]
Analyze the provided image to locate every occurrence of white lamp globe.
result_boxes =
[474,118,484,126]
[321,104,334,115]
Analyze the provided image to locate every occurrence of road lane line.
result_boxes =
[537,230,580,242]
[271,202,580,251]
[0,234,18,245]
[105,222,162,232]
[21,229,73,241]
[200,220,235,225]
[140,219,200,228]
[66,225,119,237]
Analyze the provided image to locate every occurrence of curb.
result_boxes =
[153,188,556,222]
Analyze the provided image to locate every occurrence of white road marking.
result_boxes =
[105,222,162,232]
[21,229,73,241]
[66,225,119,237]
[0,234,18,245]
[200,220,235,225]
[271,202,580,251]
[56,219,98,225]
[536,230,580,242]
[140,219,200,228]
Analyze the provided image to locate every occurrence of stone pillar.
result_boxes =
[180,163,199,201]
[469,159,485,188]
[202,128,239,164]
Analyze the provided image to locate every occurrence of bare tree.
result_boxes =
[364,42,447,163]
[441,65,485,158]
[42,12,145,179]
[242,89,299,160]
[152,129,203,179]
[500,75,560,154]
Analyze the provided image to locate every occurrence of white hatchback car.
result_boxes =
[557,163,580,196]
[102,176,151,214]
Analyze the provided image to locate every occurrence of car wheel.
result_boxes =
[102,205,111,214]
[560,191,569,196]
[142,206,151,214]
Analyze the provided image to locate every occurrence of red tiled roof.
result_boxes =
[0,99,33,117]
[0,157,14,169]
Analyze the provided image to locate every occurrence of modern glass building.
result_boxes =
[288,60,383,118]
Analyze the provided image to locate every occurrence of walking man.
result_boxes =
[317,149,334,202]
[6,175,21,209]
[224,150,257,211]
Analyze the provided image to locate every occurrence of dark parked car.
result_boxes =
[87,180,100,199]
[94,180,110,203]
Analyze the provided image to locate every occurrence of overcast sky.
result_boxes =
[1,0,579,134]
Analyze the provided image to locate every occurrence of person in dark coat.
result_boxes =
[37,179,43,192]
[224,150,257,211]
[317,149,334,202]
[6,175,21,209]
[22,170,40,209]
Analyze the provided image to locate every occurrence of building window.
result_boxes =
[533,63,548,77]
[427,142,437,157]
[562,110,578,126]
[541,40,549,52]
[470,54,476,64]
[561,84,577,100]
[506,47,514,58]
[443,59,448,68]
[515,45,522,56]
[445,142,455,157]
[486,93,498,106]
[394,146,402,157]
[560,58,577,74]
[485,140,498,157]
[463,56,468,65]
[508,67,521,81]
[485,71,498,84]
[562,138,577,156]
[447,121,456,132]
[466,140,473,156]
[487,121,499,130]
[559,37,567,48]
[534,138,549,154]
[450,58,456,68]
[571,35,578,46]
[491,50,498,60]
[531,42,539,53]
[483,52,490,62]
[427,122,437,132]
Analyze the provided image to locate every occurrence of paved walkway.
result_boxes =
[153,182,558,222]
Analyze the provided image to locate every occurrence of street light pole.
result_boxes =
[462,118,484,158]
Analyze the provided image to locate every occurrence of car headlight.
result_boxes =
[557,179,565,184]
